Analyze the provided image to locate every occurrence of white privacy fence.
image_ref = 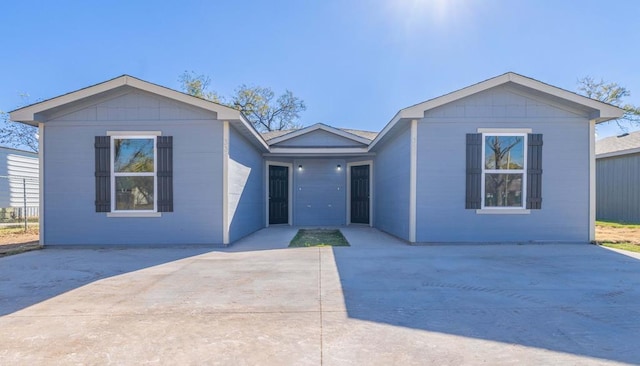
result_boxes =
[0,149,39,227]
[0,175,39,224]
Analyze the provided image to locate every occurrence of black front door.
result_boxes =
[269,165,289,225]
[350,165,370,224]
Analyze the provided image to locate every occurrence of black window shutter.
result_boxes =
[157,136,174,212]
[526,133,543,209]
[95,136,111,212]
[465,133,482,209]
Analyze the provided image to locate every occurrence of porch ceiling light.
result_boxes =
[337,164,341,170]
[298,165,303,171]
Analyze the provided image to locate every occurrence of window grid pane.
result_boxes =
[115,176,154,211]
[482,134,526,209]
[484,174,523,207]
[112,137,157,212]
[484,136,524,170]
[114,138,155,173]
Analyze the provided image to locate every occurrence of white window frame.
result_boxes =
[109,134,159,216]
[479,131,529,213]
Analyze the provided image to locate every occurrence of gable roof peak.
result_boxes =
[265,123,373,146]
[9,74,270,151]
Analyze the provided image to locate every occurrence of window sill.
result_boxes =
[107,212,162,218]
[476,209,530,215]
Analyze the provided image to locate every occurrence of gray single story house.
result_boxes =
[596,130,640,223]
[10,72,623,246]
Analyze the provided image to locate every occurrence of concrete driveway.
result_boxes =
[1,227,640,365]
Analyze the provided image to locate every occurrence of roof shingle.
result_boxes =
[596,130,640,155]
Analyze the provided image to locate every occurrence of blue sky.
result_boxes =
[2,0,639,138]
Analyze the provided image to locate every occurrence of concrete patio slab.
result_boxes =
[1,227,640,365]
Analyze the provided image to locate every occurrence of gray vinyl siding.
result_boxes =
[374,127,411,241]
[416,86,591,243]
[228,127,265,241]
[273,130,366,147]
[596,153,640,223]
[292,158,347,226]
[43,91,224,245]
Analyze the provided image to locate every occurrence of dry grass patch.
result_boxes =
[595,221,640,253]
[0,226,41,257]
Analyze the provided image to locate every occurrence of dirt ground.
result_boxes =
[0,227,38,245]
[595,225,640,244]
[0,225,638,251]
[0,227,40,256]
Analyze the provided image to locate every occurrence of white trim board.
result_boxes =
[477,128,532,133]
[596,147,640,159]
[589,120,596,242]
[107,130,161,136]
[109,134,159,214]
[479,131,528,211]
[11,75,241,123]
[222,121,230,245]
[409,120,417,242]
[268,147,369,155]
[9,75,269,152]
[38,123,44,246]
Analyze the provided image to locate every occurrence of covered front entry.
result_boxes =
[350,164,370,224]
[268,165,289,225]
[264,124,376,227]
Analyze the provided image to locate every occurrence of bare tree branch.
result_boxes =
[578,76,640,132]
[0,100,39,152]
[179,73,306,132]
[178,71,223,103]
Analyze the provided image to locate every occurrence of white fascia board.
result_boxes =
[230,115,270,151]
[133,81,268,151]
[10,75,244,123]
[316,124,372,144]
[596,147,640,159]
[10,74,269,151]
[268,147,370,155]
[10,77,130,123]
[268,123,371,146]
[121,77,245,120]
[506,73,624,121]
[267,123,323,144]
[369,79,510,151]
[368,112,406,151]
[400,74,511,118]
[393,72,624,128]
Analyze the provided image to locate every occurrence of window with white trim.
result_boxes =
[111,136,157,212]
[482,133,527,208]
